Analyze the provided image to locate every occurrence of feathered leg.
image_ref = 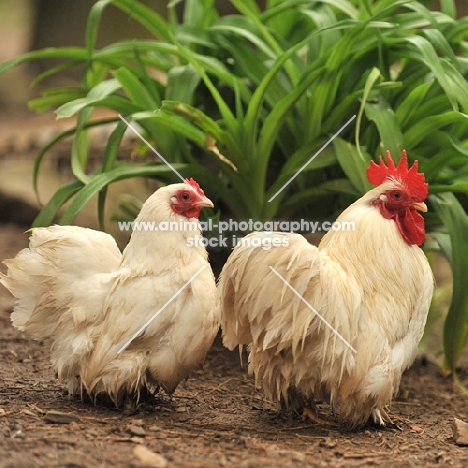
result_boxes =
[370,408,393,426]
[280,387,333,425]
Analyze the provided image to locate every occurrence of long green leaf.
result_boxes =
[158,102,245,170]
[406,35,468,113]
[172,38,238,135]
[110,0,174,41]
[86,0,112,57]
[32,181,84,227]
[210,16,277,59]
[0,48,87,75]
[181,0,218,28]
[134,110,206,148]
[430,193,468,373]
[394,79,435,129]
[404,112,468,148]
[334,138,373,194]
[356,67,381,159]
[365,99,403,159]
[98,120,129,230]
[160,101,224,141]
[246,19,356,159]
[29,88,87,113]
[31,60,85,86]
[32,118,118,202]
[165,64,201,103]
[112,67,158,109]
[59,164,187,225]
[56,79,121,118]
[282,179,359,211]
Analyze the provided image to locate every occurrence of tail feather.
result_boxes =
[1,226,122,391]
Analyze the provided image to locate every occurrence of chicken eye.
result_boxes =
[180,192,191,202]
[391,191,401,200]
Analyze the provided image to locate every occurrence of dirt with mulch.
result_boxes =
[1,223,468,468]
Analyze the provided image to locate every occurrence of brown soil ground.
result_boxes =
[1,224,468,468]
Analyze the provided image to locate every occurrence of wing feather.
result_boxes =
[83,260,218,404]
[218,232,362,402]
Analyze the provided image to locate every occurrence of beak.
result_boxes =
[412,201,428,212]
[195,195,214,209]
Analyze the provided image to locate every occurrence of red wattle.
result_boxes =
[185,207,202,218]
[171,203,202,219]
[394,209,425,246]
[379,204,425,246]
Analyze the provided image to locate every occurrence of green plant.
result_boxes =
[1,0,468,373]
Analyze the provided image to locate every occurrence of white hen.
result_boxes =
[1,179,219,408]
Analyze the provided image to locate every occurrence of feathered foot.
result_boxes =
[370,408,393,427]
[122,394,139,415]
[279,387,302,421]
[301,401,334,425]
[280,387,333,425]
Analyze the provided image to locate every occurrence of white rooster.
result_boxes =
[1,179,219,409]
[218,151,434,429]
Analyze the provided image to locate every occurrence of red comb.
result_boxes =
[185,178,205,197]
[366,150,428,200]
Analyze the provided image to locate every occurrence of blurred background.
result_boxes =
[1,0,467,235]
[0,0,177,235]
[0,0,272,236]
[0,0,466,230]
[2,0,468,111]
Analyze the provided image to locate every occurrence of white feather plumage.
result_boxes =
[1,183,219,406]
[218,182,434,429]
